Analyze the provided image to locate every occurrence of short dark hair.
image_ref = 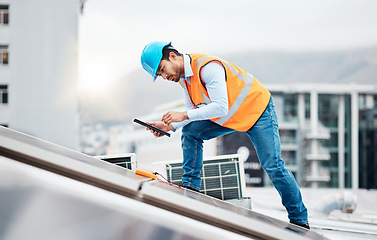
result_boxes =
[161,44,182,60]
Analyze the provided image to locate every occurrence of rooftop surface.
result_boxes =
[246,187,377,240]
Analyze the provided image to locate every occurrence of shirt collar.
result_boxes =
[183,54,194,78]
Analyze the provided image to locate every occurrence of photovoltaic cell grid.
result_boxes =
[166,157,242,200]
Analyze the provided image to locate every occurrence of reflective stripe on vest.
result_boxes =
[195,55,254,126]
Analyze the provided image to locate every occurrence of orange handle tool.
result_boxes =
[135,169,157,180]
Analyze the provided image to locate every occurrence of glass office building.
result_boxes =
[260,84,377,189]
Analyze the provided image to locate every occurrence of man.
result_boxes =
[140,41,309,229]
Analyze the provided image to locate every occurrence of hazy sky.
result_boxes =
[78,0,377,92]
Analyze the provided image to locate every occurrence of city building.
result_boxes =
[0,0,84,150]
[107,83,377,189]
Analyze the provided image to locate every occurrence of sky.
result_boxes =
[78,0,377,93]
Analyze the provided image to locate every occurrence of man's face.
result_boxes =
[156,52,182,82]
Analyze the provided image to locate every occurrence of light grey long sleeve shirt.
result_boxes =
[171,54,229,130]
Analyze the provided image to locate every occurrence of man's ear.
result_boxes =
[169,51,177,60]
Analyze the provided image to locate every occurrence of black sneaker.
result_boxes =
[290,221,310,229]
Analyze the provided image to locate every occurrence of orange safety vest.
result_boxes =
[181,53,271,131]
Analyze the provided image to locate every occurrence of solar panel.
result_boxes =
[141,180,327,240]
[0,126,142,195]
[0,155,252,240]
[0,126,329,240]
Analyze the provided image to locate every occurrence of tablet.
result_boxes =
[133,119,171,137]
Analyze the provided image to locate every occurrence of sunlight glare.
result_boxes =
[78,67,116,94]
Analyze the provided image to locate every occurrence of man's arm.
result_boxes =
[162,62,228,126]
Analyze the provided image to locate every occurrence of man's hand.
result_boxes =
[146,121,174,138]
[162,111,188,125]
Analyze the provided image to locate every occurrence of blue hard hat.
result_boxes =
[141,41,171,82]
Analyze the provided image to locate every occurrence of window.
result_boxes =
[0,85,8,104]
[0,5,8,25]
[0,45,8,65]
[283,94,298,122]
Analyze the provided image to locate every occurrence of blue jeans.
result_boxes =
[181,97,308,224]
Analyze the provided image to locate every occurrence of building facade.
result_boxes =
[1,0,83,150]
[264,84,377,189]
[108,83,377,189]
